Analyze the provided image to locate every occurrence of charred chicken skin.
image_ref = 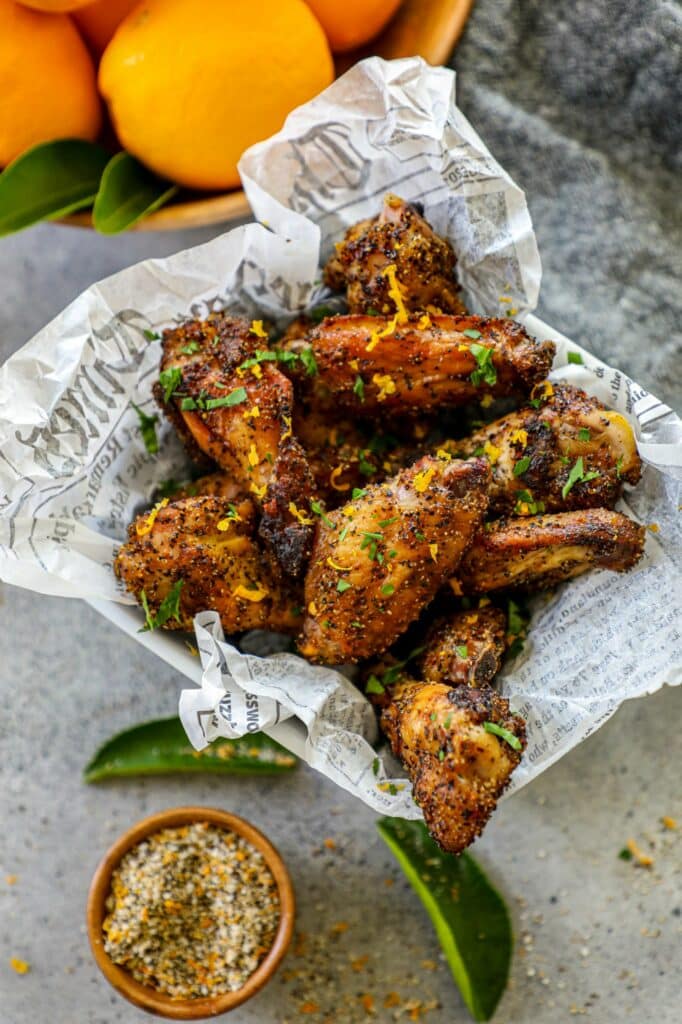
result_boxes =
[115,496,302,635]
[299,455,490,664]
[301,314,555,416]
[454,508,646,595]
[455,382,641,515]
[418,606,508,688]
[324,193,467,316]
[155,314,316,578]
[380,677,526,853]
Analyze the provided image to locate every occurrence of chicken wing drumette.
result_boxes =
[380,676,526,853]
[297,314,555,416]
[418,606,508,688]
[115,495,302,634]
[155,314,316,578]
[454,382,641,515]
[324,193,466,316]
[453,508,646,595]
[299,455,490,664]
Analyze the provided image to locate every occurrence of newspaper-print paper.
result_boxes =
[0,58,679,817]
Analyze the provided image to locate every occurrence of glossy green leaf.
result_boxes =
[0,139,109,236]
[93,152,178,234]
[377,818,512,1021]
[84,717,297,782]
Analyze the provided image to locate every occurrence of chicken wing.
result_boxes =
[455,382,641,514]
[165,471,249,502]
[453,508,646,595]
[380,677,526,853]
[300,314,555,416]
[155,314,316,578]
[115,496,302,634]
[299,455,490,664]
[418,606,508,688]
[324,194,466,316]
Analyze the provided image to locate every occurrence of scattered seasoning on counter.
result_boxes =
[102,822,280,998]
[9,957,30,974]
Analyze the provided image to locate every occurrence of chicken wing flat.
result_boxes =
[299,455,490,664]
[302,314,555,416]
[324,194,466,316]
[455,382,641,515]
[380,677,526,853]
[453,508,646,595]
[418,606,507,688]
[115,496,302,634]
[155,314,316,578]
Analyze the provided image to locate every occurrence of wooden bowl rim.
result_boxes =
[86,806,295,1019]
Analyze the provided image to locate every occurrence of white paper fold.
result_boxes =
[0,58,679,816]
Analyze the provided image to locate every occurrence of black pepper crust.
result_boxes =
[418,605,508,688]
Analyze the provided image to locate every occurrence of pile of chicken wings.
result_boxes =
[116,195,645,854]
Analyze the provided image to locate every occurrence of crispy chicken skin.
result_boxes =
[299,456,490,664]
[115,496,302,634]
[168,471,249,502]
[156,314,316,578]
[419,606,508,688]
[455,382,641,514]
[324,194,467,316]
[454,508,646,595]
[381,678,526,853]
[303,314,555,416]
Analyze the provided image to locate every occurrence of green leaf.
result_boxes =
[140,579,184,631]
[0,139,109,236]
[567,351,583,365]
[131,403,159,455]
[83,717,298,782]
[483,721,523,751]
[377,818,512,1021]
[93,152,178,235]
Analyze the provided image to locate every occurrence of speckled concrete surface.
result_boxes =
[1,0,681,1016]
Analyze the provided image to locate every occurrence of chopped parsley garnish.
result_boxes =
[455,645,468,658]
[469,343,497,387]
[351,488,367,500]
[578,427,591,441]
[618,847,633,861]
[205,387,247,409]
[462,328,482,340]
[381,583,395,596]
[132,403,159,454]
[372,757,380,776]
[615,456,624,479]
[473,445,485,457]
[513,456,531,477]
[365,675,385,695]
[310,500,334,528]
[529,397,542,409]
[366,306,380,316]
[239,350,278,370]
[143,329,160,342]
[378,516,399,528]
[156,478,181,499]
[415,530,426,541]
[438,750,445,762]
[358,451,376,477]
[140,580,184,632]
[567,351,584,365]
[159,366,183,402]
[180,341,201,355]
[337,579,352,593]
[338,525,349,542]
[353,375,365,402]
[388,549,398,558]
[561,456,600,499]
[299,347,318,376]
[387,783,398,796]
[351,621,362,629]
[514,489,545,515]
[483,721,522,751]
[309,305,334,324]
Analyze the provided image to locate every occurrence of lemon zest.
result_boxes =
[366,314,399,353]
[510,428,528,447]
[281,414,292,441]
[428,543,438,562]
[330,466,351,492]
[413,467,436,493]
[381,264,409,324]
[135,498,169,537]
[247,443,259,467]
[341,506,356,518]
[250,482,267,498]
[243,405,260,420]
[436,448,452,462]
[249,320,268,338]
[216,518,232,532]
[480,394,494,408]
[250,363,262,380]
[288,501,313,526]
[308,601,318,616]
[327,556,352,571]
[349,359,359,371]
[372,373,396,401]
[418,313,431,330]
[10,958,29,975]
[233,583,269,602]
[483,440,501,465]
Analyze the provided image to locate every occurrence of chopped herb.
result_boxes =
[159,366,182,403]
[513,456,531,477]
[529,397,542,409]
[351,488,367,500]
[415,530,426,541]
[353,375,365,402]
[310,500,334,528]
[483,721,522,751]
[239,350,278,370]
[204,387,247,409]
[378,516,399,528]
[180,397,198,411]
[291,605,303,617]
[561,456,600,499]
[274,349,299,367]
[473,445,485,457]
[469,343,497,387]
[351,621,362,629]
[578,427,591,441]
[143,329,160,342]
[337,579,352,593]
[387,783,398,796]
[366,306,380,316]
[513,489,545,515]
[381,583,395,596]
[140,580,184,632]
[388,549,398,558]
[462,328,482,340]
[443,714,452,728]
[338,525,349,542]
[616,456,624,479]
[567,351,584,365]
[180,341,201,355]
[430,712,437,722]
[358,451,376,477]
[299,347,318,376]
[372,757,380,776]
[365,675,385,695]
[507,599,524,637]
[156,478,181,499]
[618,847,633,861]
[455,645,468,658]
[438,750,445,762]
[132,403,159,455]
[308,305,334,324]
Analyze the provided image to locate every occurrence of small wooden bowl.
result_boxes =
[87,807,295,1019]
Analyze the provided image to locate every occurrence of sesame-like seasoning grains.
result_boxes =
[102,822,280,999]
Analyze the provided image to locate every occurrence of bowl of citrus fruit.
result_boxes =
[0,0,473,234]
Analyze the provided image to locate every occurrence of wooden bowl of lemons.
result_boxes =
[0,0,473,236]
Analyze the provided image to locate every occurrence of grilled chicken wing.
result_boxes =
[418,606,507,687]
[324,194,466,316]
[380,677,526,853]
[115,496,302,634]
[155,314,316,578]
[301,314,555,416]
[299,456,490,664]
[453,508,646,595]
[455,382,641,514]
